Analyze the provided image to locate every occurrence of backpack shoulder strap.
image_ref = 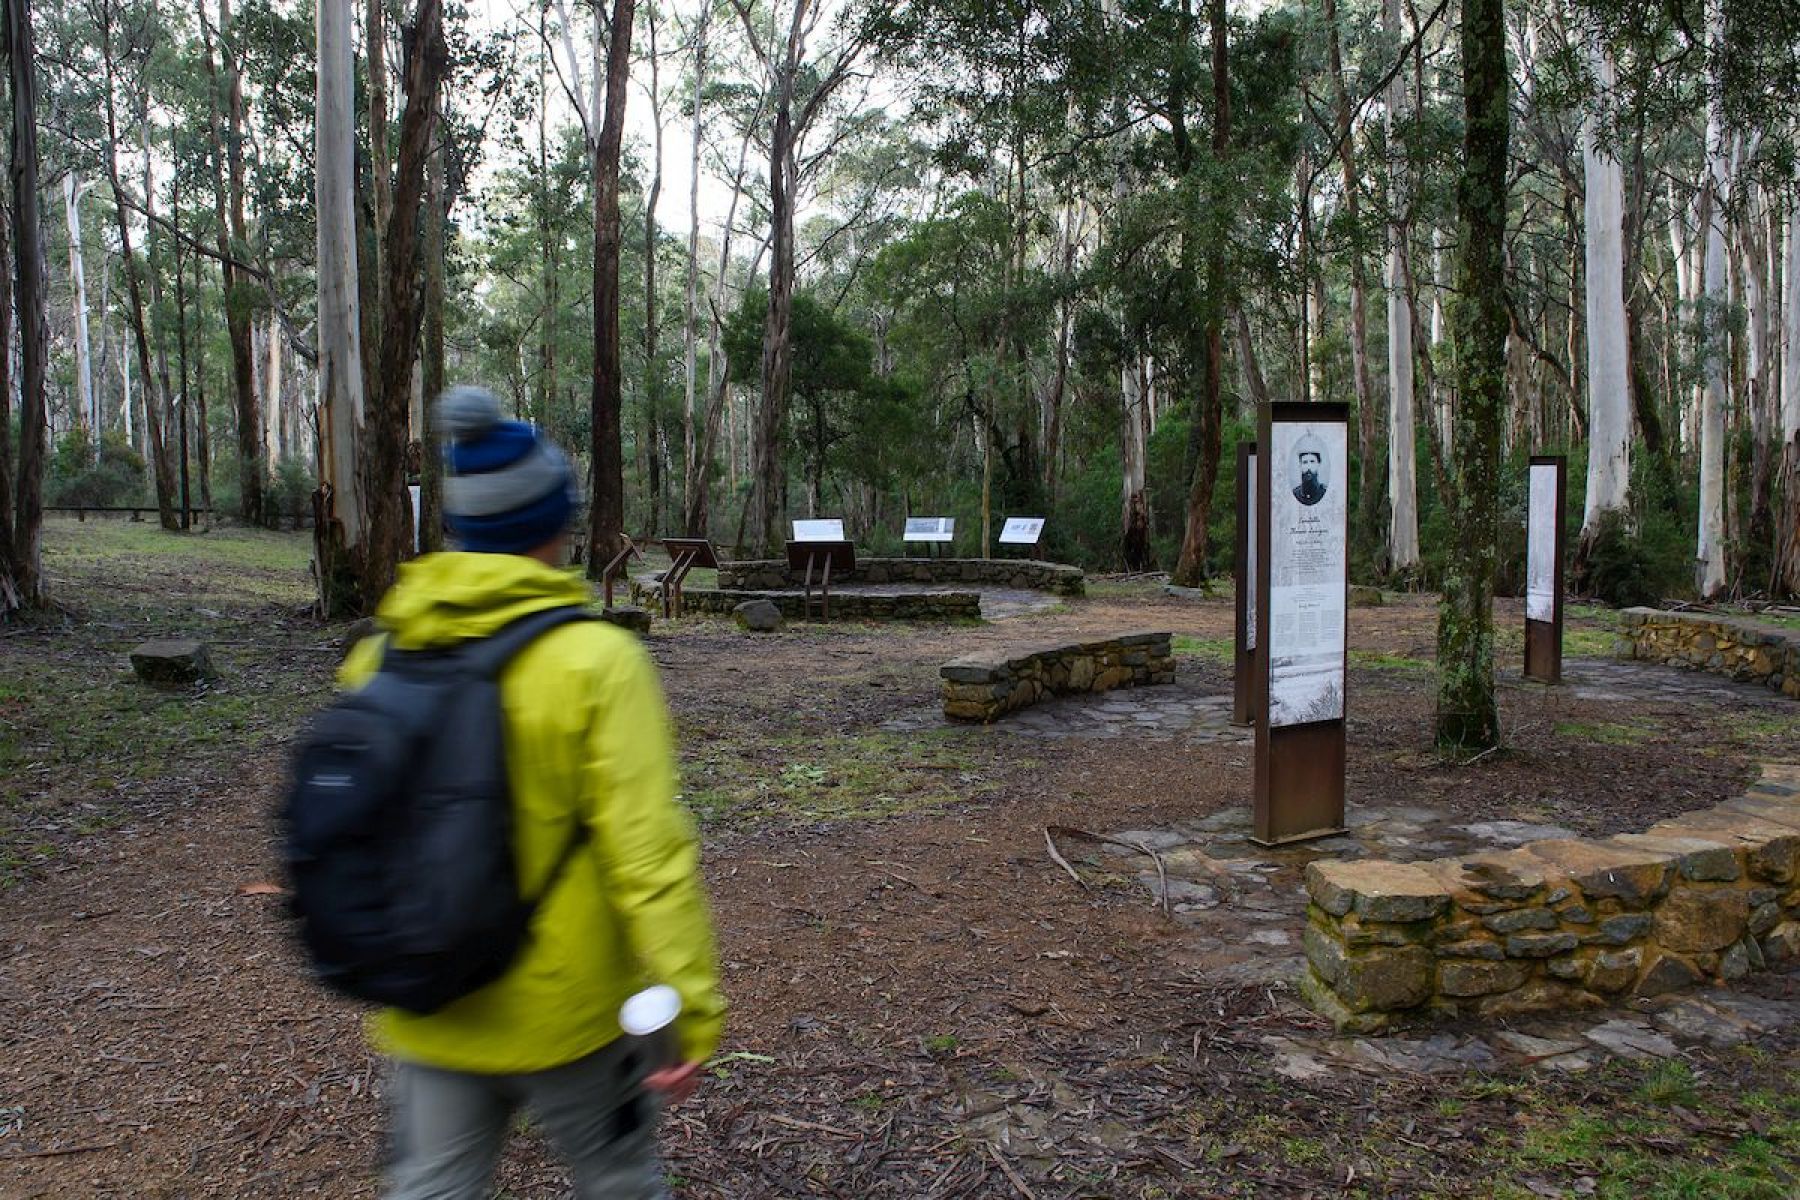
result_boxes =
[457,606,598,678]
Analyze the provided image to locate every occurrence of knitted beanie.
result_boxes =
[435,386,577,555]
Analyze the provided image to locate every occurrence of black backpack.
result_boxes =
[282,606,594,1013]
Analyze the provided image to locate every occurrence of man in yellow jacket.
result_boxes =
[341,386,724,1200]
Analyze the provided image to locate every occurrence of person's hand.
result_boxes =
[644,1060,702,1105]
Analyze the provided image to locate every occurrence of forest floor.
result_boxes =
[2,516,1798,1199]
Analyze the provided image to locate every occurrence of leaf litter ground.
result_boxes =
[1,519,1796,1198]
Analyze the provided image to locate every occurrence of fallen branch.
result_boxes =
[1047,824,1170,915]
[988,1143,1038,1199]
[0,1140,120,1161]
[1043,828,1087,890]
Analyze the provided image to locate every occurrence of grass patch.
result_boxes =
[1171,635,1232,663]
[678,728,997,827]
[1349,649,1433,672]
[1554,718,1658,745]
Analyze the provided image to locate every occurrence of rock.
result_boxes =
[1438,959,1531,998]
[1524,839,1673,906]
[1583,913,1652,946]
[1748,901,1781,936]
[1608,833,1741,882]
[1635,952,1703,996]
[130,639,215,687]
[1482,907,1558,934]
[1439,939,1504,961]
[599,605,652,635]
[733,599,785,632]
[1305,860,1450,924]
[1546,956,1586,981]
[1582,1018,1679,1059]
[1719,940,1753,981]
[1348,585,1384,607]
[1587,948,1640,993]
[1760,921,1800,964]
[1336,945,1434,1013]
[1653,887,1749,953]
[1505,932,1579,958]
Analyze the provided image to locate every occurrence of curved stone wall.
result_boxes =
[718,557,1085,597]
[940,632,1174,722]
[1300,764,1800,1032]
[629,581,981,622]
[1620,608,1800,697]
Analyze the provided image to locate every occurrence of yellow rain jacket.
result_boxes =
[339,552,724,1074]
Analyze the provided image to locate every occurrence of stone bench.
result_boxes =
[629,581,982,622]
[719,557,1085,597]
[1619,607,1800,698]
[940,632,1174,723]
[1300,763,1800,1032]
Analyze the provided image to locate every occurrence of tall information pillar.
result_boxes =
[1252,402,1350,846]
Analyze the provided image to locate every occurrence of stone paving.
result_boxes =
[1512,657,1796,707]
[885,674,1250,744]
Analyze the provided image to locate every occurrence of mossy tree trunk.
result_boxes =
[1434,0,1508,750]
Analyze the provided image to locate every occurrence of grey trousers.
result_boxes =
[384,1037,670,1200]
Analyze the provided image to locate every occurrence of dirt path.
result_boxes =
[3,523,1797,1198]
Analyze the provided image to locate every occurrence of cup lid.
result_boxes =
[620,985,682,1036]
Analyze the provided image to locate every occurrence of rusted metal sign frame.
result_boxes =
[1524,455,1566,684]
[601,535,643,609]
[1252,401,1350,847]
[660,538,721,620]
[785,540,856,621]
[1233,440,1258,727]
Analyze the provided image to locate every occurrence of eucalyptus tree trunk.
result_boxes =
[1383,0,1418,574]
[1776,178,1800,597]
[1121,353,1151,570]
[1577,38,1631,561]
[198,0,263,524]
[419,112,445,554]
[642,1,665,537]
[679,0,709,533]
[1323,0,1380,545]
[1695,0,1729,599]
[2,0,47,611]
[1741,186,1775,562]
[584,0,636,572]
[751,0,809,557]
[1435,0,1507,751]
[315,0,367,615]
[62,175,95,443]
[362,0,449,602]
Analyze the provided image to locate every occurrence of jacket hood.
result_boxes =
[376,552,593,649]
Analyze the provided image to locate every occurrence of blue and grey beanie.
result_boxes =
[436,386,577,555]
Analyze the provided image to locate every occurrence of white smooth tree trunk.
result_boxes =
[63,175,95,443]
[316,0,364,538]
[1579,39,1631,538]
[1695,0,1729,598]
[679,0,708,531]
[265,315,284,465]
[1383,0,1418,571]
[1784,179,1800,445]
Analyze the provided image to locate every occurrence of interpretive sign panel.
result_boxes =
[1524,456,1566,683]
[904,517,956,542]
[1233,442,1258,726]
[1252,402,1349,846]
[793,518,846,542]
[998,517,1045,545]
[1266,419,1348,727]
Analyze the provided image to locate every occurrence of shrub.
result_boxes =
[46,430,148,508]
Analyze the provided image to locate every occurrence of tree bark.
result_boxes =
[1434,0,1507,750]
[679,0,709,534]
[1,0,44,611]
[62,175,95,443]
[750,0,810,557]
[420,107,446,554]
[362,0,448,602]
[1695,0,1729,599]
[642,3,665,537]
[1383,0,1418,574]
[1577,38,1631,564]
[198,0,264,524]
[1775,166,1800,597]
[585,0,636,573]
[315,0,368,615]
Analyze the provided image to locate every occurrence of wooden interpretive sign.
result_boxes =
[1524,455,1566,684]
[785,539,856,621]
[1233,441,1258,727]
[1252,402,1350,846]
[792,518,846,542]
[659,537,720,620]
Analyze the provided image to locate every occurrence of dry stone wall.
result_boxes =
[1301,764,1800,1032]
[940,632,1174,722]
[1619,608,1800,698]
[629,581,981,622]
[719,557,1085,597]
